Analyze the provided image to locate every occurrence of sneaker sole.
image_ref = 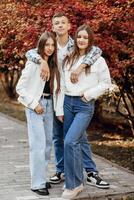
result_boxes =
[86,181,110,189]
[71,189,83,199]
[31,189,49,195]
[49,179,64,184]
[62,188,83,199]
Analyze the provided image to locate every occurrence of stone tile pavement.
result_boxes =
[0,112,134,200]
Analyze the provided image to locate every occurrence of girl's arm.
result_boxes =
[70,46,102,83]
[16,61,40,110]
[83,57,112,101]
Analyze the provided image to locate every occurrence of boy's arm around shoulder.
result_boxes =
[82,45,102,67]
[25,48,41,64]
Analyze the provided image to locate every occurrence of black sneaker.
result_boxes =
[46,182,51,189]
[31,188,49,195]
[86,172,110,189]
[49,172,64,184]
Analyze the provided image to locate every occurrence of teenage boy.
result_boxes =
[26,12,110,189]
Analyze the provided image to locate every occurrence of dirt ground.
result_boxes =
[88,122,134,172]
[0,86,134,173]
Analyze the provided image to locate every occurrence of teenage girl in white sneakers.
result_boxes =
[61,24,112,199]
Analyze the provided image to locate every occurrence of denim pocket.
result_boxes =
[80,97,94,105]
[80,96,88,103]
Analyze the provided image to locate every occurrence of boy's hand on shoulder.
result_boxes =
[70,64,86,84]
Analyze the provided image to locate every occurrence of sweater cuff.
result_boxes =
[29,100,39,110]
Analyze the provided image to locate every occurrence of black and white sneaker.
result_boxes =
[49,172,65,184]
[86,172,110,189]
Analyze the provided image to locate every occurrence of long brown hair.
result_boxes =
[64,24,94,71]
[37,31,60,93]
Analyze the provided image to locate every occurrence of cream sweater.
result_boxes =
[58,56,112,115]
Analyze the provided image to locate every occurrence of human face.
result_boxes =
[77,30,89,54]
[44,37,55,59]
[52,16,70,36]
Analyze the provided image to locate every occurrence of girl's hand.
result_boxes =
[34,104,44,114]
[81,95,88,103]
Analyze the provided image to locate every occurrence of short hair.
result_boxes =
[52,12,69,21]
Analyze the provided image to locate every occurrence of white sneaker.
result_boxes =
[86,172,110,189]
[50,172,65,184]
[62,183,84,199]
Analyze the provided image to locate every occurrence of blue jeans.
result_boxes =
[25,97,53,190]
[64,95,95,189]
[53,100,97,174]
[53,114,64,173]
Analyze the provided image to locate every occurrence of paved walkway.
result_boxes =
[0,112,134,200]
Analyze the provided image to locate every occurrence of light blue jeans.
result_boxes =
[64,95,95,189]
[25,97,53,190]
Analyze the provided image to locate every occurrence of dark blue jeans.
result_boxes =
[53,95,97,175]
[64,95,96,189]
[53,113,64,173]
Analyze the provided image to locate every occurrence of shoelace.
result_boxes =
[93,173,102,183]
[56,172,62,178]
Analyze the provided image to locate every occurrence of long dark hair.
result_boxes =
[64,24,94,71]
[37,31,60,93]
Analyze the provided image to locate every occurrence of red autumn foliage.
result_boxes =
[0,0,133,133]
[0,0,133,77]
